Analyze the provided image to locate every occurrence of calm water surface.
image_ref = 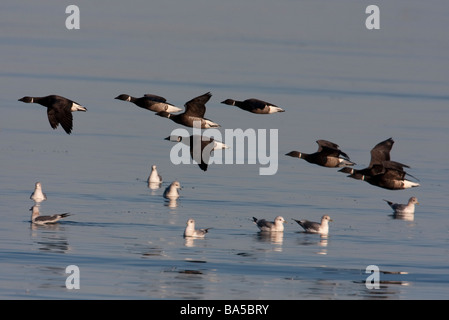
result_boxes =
[1,0,449,300]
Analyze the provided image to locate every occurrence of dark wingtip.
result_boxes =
[291,218,301,225]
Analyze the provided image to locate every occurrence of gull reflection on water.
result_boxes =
[316,234,329,255]
[30,223,71,254]
[295,233,329,255]
[184,237,197,247]
[254,231,284,252]
[164,198,179,208]
[184,235,210,248]
[148,182,162,191]
[391,212,415,222]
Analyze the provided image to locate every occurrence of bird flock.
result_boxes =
[21,92,420,236]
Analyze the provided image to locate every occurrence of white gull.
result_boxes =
[292,215,333,235]
[384,197,419,214]
[252,216,286,232]
[30,182,47,203]
[184,218,210,238]
[30,205,70,225]
[163,181,181,199]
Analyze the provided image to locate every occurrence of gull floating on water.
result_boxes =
[30,182,47,203]
[252,216,286,232]
[184,218,210,238]
[163,181,181,199]
[30,205,70,225]
[148,164,162,189]
[384,197,419,214]
[292,215,333,235]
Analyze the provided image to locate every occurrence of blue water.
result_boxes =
[1,0,449,300]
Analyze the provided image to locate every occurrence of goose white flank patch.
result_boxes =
[252,216,286,232]
[292,215,333,235]
[384,197,419,214]
[18,95,87,134]
[183,218,210,238]
[30,205,71,225]
[148,165,162,185]
[163,181,181,199]
[30,182,47,203]
[221,98,285,114]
